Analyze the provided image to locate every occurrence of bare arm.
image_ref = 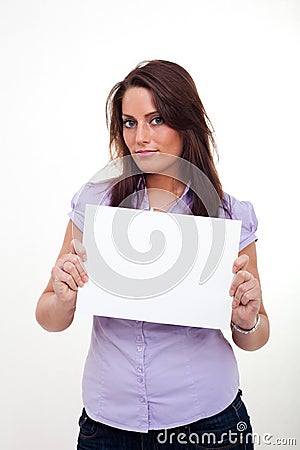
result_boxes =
[36,220,88,332]
[229,242,270,351]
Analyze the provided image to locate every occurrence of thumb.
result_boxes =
[232,254,249,274]
[70,238,87,262]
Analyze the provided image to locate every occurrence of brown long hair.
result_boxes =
[105,60,231,217]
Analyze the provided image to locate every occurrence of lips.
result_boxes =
[136,149,158,153]
[135,149,159,157]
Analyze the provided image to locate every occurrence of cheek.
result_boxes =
[123,129,133,149]
[163,129,183,154]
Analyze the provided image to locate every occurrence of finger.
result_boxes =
[233,287,259,309]
[234,278,258,304]
[232,280,261,309]
[70,239,87,262]
[232,254,249,274]
[229,270,253,296]
[62,260,88,287]
[52,267,78,291]
[232,290,260,314]
[60,253,88,282]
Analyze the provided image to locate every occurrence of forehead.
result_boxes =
[122,87,157,115]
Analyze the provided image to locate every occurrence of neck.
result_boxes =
[145,174,186,197]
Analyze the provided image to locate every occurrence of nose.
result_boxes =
[136,121,151,145]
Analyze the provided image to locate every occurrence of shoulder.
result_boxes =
[221,192,258,252]
[71,178,119,209]
[68,178,117,232]
[222,192,257,221]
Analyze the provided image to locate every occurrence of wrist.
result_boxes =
[53,293,76,314]
[231,314,260,335]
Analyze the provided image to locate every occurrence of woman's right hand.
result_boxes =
[51,238,89,304]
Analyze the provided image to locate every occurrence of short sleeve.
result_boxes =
[222,193,258,252]
[68,181,112,232]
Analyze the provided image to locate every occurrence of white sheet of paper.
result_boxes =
[77,204,242,329]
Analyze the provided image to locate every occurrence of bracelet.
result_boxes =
[231,314,261,335]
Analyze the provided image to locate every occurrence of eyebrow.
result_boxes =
[122,111,160,119]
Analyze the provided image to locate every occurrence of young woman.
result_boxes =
[36,60,269,449]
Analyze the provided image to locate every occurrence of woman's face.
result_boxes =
[122,87,183,176]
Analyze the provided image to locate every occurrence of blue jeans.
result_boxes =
[77,389,254,449]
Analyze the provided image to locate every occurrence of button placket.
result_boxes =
[134,322,148,427]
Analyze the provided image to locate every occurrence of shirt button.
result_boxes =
[136,335,143,342]
[137,346,143,352]
[137,366,144,373]
[137,376,144,383]
[139,396,146,403]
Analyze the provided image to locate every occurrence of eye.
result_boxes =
[151,116,164,125]
[123,119,136,129]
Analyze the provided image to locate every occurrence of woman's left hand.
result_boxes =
[229,254,262,330]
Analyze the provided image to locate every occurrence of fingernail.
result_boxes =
[82,255,87,262]
[233,266,237,273]
[232,300,237,307]
[82,275,89,282]
[230,289,234,296]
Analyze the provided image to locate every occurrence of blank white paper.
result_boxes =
[76,204,241,329]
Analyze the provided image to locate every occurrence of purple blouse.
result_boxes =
[68,179,258,432]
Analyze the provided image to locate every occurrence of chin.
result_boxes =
[132,154,180,177]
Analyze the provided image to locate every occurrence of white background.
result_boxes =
[1,0,299,448]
